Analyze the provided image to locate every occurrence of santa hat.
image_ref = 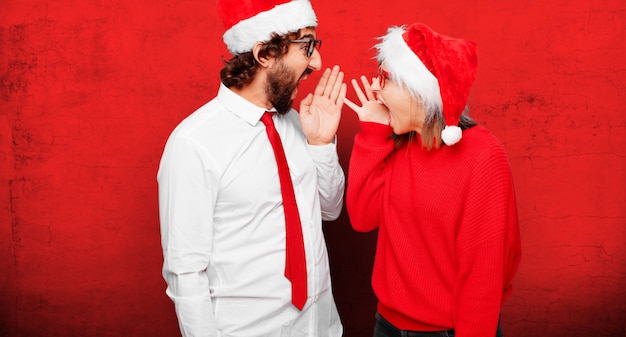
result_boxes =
[376,23,477,145]
[217,0,318,56]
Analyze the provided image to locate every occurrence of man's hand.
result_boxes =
[299,65,347,145]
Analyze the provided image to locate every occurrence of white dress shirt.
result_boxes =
[158,84,345,337]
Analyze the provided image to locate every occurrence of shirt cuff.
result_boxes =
[307,137,339,164]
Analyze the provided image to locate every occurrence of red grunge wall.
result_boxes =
[1,1,624,336]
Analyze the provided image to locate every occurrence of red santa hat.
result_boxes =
[376,23,477,145]
[217,0,318,56]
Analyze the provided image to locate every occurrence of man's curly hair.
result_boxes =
[220,31,301,89]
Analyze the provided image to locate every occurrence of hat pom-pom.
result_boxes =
[441,125,462,145]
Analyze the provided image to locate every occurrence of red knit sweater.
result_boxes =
[347,122,521,337]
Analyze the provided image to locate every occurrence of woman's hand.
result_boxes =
[343,76,390,125]
[299,65,347,145]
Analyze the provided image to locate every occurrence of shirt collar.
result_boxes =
[217,83,276,125]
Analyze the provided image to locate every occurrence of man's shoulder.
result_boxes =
[171,98,228,137]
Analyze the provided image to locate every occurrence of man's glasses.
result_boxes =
[378,68,390,89]
[289,39,322,57]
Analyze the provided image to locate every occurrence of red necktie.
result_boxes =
[260,111,307,310]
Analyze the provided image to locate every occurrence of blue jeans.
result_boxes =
[373,312,504,337]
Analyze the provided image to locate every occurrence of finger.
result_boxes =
[360,76,377,101]
[343,97,361,114]
[337,83,347,108]
[329,70,345,103]
[351,78,368,104]
[314,68,331,96]
[323,65,341,97]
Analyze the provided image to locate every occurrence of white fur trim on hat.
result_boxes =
[223,0,317,55]
[375,26,443,115]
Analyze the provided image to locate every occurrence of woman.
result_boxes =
[343,23,521,337]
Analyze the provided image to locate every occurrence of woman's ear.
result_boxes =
[253,42,273,68]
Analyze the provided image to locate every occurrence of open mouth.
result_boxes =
[375,93,386,105]
[300,68,313,81]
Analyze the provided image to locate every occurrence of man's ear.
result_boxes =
[253,42,273,68]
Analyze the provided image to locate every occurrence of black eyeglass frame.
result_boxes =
[289,39,322,57]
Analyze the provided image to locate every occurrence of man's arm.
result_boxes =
[308,141,345,221]
[158,137,219,337]
[299,65,347,220]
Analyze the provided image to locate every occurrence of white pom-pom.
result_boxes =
[441,125,462,145]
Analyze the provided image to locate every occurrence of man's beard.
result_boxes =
[266,62,302,115]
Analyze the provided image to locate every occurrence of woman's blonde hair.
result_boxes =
[394,105,476,150]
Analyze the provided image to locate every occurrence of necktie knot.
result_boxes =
[261,111,274,127]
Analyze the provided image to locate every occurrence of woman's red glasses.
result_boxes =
[378,68,390,89]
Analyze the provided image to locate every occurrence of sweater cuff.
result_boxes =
[359,121,393,145]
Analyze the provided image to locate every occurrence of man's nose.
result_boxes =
[308,48,322,71]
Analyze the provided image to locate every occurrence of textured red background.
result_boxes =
[1,1,624,336]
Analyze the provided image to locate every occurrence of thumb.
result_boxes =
[299,93,314,113]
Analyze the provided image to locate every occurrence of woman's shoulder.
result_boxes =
[462,125,506,148]
[459,125,510,163]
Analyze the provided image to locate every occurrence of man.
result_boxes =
[157,0,347,336]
